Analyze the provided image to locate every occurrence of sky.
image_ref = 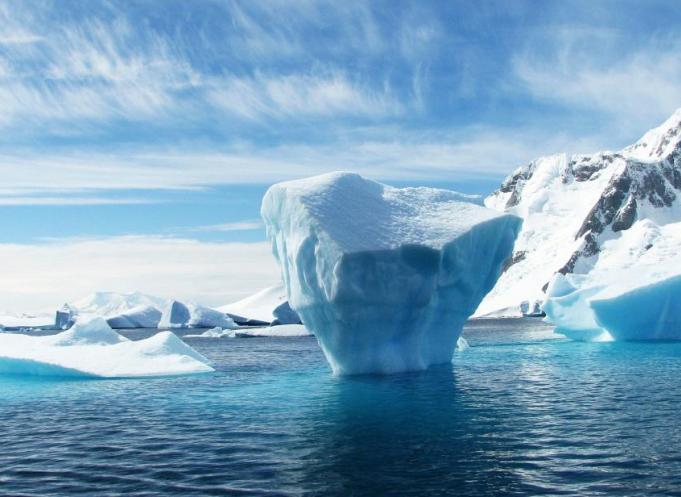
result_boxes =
[2,0,681,312]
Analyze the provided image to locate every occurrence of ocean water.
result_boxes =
[2,319,681,496]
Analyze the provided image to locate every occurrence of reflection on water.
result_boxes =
[2,319,681,496]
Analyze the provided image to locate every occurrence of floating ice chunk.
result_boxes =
[106,305,162,329]
[233,324,312,338]
[543,273,605,341]
[261,172,521,375]
[0,318,213,378]
[159,301,191,328]
[218,283,300,325]
[159,301,236,329]
[590,274,681,341]
[545,270,681,341]
[455,336,469,352]
[185,326,235,338]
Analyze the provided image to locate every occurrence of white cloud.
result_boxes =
[512,31,681,134]
[208,72,402,121]
[190,220,263,232]
[0,125,616,195]
[0,196,157,206]
[0,236,280,313]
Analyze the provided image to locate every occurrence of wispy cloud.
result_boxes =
[0,125,611,195]
[0,196,158,206]
[189,220,263,232]
[512,28,681,134]
[208,72,402,121]
[0,236,279,313]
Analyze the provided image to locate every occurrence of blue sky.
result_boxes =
[2,0,681,311]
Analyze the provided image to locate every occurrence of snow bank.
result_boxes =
[0,318,214,378]
[159,301,236,329]
[262,172,521,375]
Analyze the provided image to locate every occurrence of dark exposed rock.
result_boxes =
[501,250,526,273]
[612,196,637,232]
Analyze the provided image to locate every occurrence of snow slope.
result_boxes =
[262,171,521,375]
[218,283,301,325]
[0,318,214,377]
[478,108,681,317]
[72,291,166,317]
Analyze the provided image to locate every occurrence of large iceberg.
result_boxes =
[0,317,214,378]
[158,301,237,329]
[261,172,521,375]
[545,268,681,341]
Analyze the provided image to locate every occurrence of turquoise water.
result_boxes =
[2,319,681,496]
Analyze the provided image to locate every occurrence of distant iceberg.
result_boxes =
[186,324,312,338]
[0,317,214,378]
[158,301,236,329]
[58,291,167,329]
[233,324,311,338]
[544,269,681,341]
[106,305,162,329]
[262,172,521,375]
[218,283,301,326]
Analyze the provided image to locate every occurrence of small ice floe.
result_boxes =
[185,326,236,338]
[0,317,214,378]
[233,324,312,338]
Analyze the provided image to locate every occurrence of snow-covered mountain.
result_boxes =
[71,291,166,317]
[477,108,681,317]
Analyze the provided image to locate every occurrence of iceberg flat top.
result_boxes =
[263,171,496,253]
[0,318,214,378]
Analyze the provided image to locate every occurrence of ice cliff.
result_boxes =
[261,172,521,375]
[478,108,681,319]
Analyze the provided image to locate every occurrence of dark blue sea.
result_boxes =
[3,319,681,496]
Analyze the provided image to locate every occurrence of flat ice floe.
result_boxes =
[0,318,214,378]
[186,324,312,338]
[262,171,521,375]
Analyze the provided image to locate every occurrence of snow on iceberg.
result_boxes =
[218,283,301,325]
[0,317,214,378]
[159,301,236,329]
[261,172,521,375]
